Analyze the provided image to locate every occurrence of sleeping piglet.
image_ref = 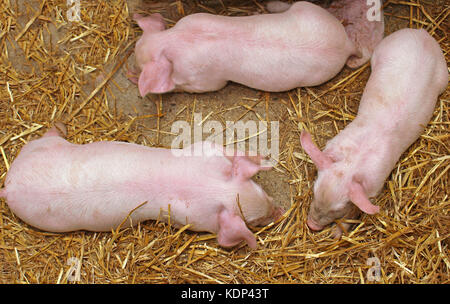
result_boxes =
[129,1,360,95]
[300,28,448,235]
[0,124,284,249]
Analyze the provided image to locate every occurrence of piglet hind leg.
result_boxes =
[327,0,385,68]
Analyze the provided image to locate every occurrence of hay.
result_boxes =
[0,0,448,283]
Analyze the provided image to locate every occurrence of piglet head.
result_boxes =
[226,152,285,226]
[300,131,379,233]
[217,150,285,249]
[131,13,175,95]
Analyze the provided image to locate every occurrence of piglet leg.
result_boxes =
[327,0,384,68]
[332,205,361,239]
[126,65,140,84]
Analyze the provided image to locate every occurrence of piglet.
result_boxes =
[300,28,448,235]
[0,124,283,249]
[129,1,359,95]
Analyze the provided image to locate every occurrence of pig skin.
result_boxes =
[131,1,358,95]
[0,125,283,249]
[300,28,448,234]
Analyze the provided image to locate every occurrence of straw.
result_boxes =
[0,0,448,283]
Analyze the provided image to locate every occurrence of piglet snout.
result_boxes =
[307,216,324,231]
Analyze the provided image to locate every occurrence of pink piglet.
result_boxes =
[300,28,448,235]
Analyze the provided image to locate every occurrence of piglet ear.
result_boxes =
[300,131,333,170]
[217,209,257,249]
[232,156,271,180]
[266,1,292,13]
[138,56,175,96]
[134,13,166,32]
[348,180,380,215]
[222,145,272,181]
[231,154,271,181]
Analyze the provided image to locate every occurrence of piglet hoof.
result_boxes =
[273,206,285,222]
[331,222,351,239]
[126,66,139,84]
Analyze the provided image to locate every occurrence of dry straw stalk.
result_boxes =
[0,0,448,283]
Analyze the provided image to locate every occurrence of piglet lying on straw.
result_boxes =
[128,1,361,95]
[0,124,283,249]
[300,28,448,236]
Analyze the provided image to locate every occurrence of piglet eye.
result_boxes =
[312,204,322,215]
[329,205,348,217]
